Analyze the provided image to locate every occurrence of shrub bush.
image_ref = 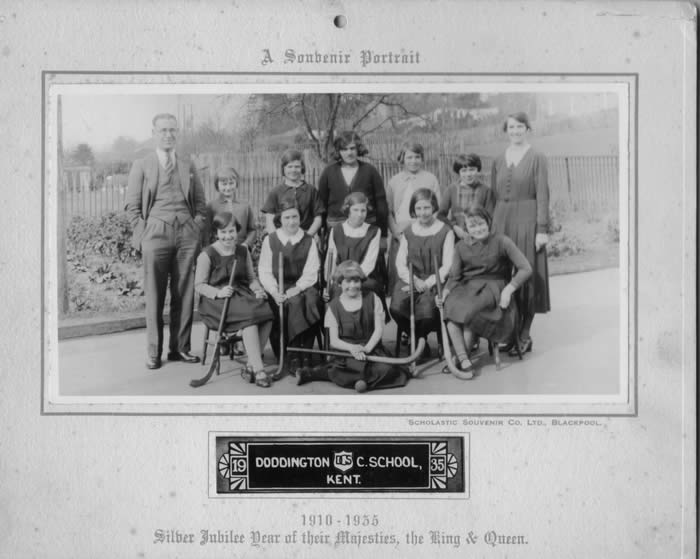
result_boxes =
[67,212,140,264]
[606,216,620,243]
[547,199,568,235]
[548,232,585,258]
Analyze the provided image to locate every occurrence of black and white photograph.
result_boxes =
[47,80,632,413]
[1,1,695,558]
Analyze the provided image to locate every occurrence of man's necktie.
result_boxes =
[164,151,174,176]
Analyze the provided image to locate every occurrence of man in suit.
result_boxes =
[126,113,206,369]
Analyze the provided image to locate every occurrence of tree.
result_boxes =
[111,136,140,160]
[245,93,429,162]
[71,143,95,166]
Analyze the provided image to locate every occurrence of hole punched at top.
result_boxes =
[333,15,347,28]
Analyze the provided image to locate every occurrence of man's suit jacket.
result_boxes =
[125,151,207,250]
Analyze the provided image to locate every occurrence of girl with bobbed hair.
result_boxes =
[194,211,274,386]
[261,148,324,236]
[331,131,370,160]
[258,199,322,381]
[296,260,409,392]
[203,165,257,248]
[389,188,454,359]
[490,111,551,355]
[386,141,441,294]
[438,153,496,241]
[318,130,389,240]
[437,205,532,376]
[323,192,388,317]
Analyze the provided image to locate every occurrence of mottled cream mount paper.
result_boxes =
[0,1,696,558]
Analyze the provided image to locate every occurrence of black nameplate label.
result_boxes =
[215,437,466,493]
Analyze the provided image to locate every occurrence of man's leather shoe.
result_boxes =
[167,351,200,364]
[146,356,162,369]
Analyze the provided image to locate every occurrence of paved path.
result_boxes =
[58,268,621,397]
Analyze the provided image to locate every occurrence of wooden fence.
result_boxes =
[61,153,619,220]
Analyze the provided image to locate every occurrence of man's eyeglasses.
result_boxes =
[156,128,178,135]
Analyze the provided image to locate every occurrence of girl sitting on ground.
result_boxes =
[296,260,409,393]
[194,211,274,388]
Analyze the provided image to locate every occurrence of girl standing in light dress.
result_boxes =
[491,112,551,355]
[386,142,441,295]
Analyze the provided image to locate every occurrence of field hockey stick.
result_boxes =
[270,251,286,380]
[434,255,473,380]
[288,338,426,365]
[190,258,237,388]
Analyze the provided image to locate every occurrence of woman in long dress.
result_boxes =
[491,111,551,354]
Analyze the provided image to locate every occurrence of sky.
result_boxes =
[60,94,249,151]
[60,89,620,153]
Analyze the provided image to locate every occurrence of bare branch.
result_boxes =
[351,95,388,129]
[360,116,396,136]
[300,94,323,160]
[323,94,342,160]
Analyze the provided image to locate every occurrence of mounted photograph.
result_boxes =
[43,76,634,414]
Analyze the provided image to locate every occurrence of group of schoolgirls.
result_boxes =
[195,141,532,392]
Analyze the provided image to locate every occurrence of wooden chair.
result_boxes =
[472,296,523,370]
[394,320,444,359]
[200,327,244,367]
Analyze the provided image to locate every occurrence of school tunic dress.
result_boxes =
[264,231,322,342]
[196,244,274,331]
[325,293,408,390]
[261,181,324,232]
[389,221,453,326]
[443,234,532,341]
[327,222,388,315]
[491,148,551,314]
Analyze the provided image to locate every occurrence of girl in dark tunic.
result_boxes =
[317,131,389,238]
[389,188,454,358]
[491,111,550,354]
[438,206,532,373]
[258,200,322,373]
[261,149,324,236]
[324,192,388,317]
[296,261,409,393]
[194,211,274,387]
